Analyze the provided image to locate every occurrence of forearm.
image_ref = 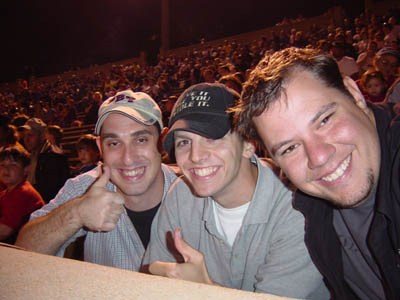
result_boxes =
[15,197,83,255]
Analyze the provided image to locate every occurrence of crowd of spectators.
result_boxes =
[0,6,399,140]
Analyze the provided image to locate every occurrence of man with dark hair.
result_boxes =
[16,90,177,271]
[144,83,328,299]
[234,47,400,299]
[0,146,44,244]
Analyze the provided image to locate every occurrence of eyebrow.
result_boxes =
[309,102,337,125]
[101,129,154,140]
[270,102,337,156]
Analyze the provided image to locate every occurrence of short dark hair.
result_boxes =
[0,146,31,167]
[233,47,353,145]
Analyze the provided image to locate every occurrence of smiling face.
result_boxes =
[174,130,254,207]
[97,113,163,206]
[253,70,380,208]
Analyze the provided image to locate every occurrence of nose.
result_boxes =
[121,145,135,165]
[190,140,208,163]
[304,138,335,170]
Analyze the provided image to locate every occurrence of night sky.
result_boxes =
[2,0,363,83]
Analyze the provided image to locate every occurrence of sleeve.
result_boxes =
[386,79,400,105]
[254,190,329,299]
[30,176,90,257]
[143,182,184,266]
[0,192,38,230]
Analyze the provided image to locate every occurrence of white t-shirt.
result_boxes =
[213,201,250,247]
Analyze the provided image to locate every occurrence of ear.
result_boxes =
[343,76,375,122]
[343,76,367,110]
[96,136,103,157]
[242,140,256,159]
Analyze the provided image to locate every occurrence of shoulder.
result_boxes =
[57,167,100,195]
[163,176,203,209]
[257,157,293,195]
[161,164,180,181]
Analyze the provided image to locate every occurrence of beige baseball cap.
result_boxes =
[94,89,163,135]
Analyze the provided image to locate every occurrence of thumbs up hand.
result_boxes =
[75,165,125,232]
[149,228,216,285]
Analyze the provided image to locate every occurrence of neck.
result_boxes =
[214,157,258,209]
[6,180,25,193]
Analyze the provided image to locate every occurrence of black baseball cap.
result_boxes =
[163,83,239,156]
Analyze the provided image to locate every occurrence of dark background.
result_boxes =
[2,0,364,83]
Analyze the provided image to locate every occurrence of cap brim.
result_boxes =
[163,115,231,156]
[19,125,31,131]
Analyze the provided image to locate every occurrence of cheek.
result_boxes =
[329,117,360,142]
[279,156,306,185]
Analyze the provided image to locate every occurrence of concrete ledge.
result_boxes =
[0,244,298,300]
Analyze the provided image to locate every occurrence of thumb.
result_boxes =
[92,164,111,188]
[174,228,193,263]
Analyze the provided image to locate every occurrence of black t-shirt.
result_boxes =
[125,202,161,249]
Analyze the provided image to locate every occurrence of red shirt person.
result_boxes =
[0,146,44,244]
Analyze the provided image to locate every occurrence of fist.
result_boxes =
[77,165,125,232]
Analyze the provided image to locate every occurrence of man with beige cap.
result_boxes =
[16,90,177,271]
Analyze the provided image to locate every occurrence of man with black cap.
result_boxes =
[16,90,178,271]
[143,83,329,299]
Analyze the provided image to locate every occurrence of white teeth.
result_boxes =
[193,167,217,177]
[321,155,351,182]
[123,167,144,177]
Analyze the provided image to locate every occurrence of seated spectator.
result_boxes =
[85,91,103,125]
[373,47,400,88]
[45,125,64,154]
[75,134,100,175]
[0,146,44,244]
[0,122,25,153]
[360,70,386,103]
[357,41,378,73]
[21,118,70,203]
[330,42,360,79]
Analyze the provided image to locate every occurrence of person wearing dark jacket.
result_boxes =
[234,47,400,299]
[21,118,70,203]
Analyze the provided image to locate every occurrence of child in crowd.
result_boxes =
[75,134,100,175]
[0,146,44,244]
[360,70,387,103]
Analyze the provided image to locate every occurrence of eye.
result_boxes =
[106,140,119,147]
[175,139,190,148]
[136,136,149,144]
[320,113,333,127]
[281,144,298,156]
